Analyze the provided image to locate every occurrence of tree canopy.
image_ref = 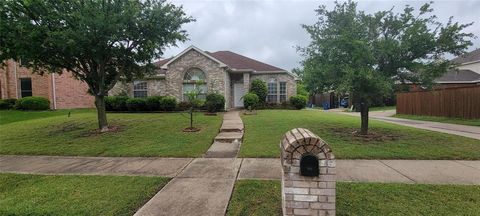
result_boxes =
[299,1,474,134]
[0,0,194,131]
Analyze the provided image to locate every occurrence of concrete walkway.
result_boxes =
[204,111,244,158]
[340,110,480,140]
[2,155,480,185]
[136,111,245,216]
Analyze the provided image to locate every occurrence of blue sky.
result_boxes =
[162,0,480,71]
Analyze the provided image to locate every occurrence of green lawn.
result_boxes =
[0,110,221,157]
[0,173,168,216]
[394,114,480,127]
[227,180,480,216]
[227,180,282,216]
[0,108,94,125]
[240,110,480,159]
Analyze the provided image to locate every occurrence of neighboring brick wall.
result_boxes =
[165,49,226,102]
[0,60,52,100]
[250,73,297,101]
[281,128,336,216]
[0,60,94,109]
[53,72,94,109]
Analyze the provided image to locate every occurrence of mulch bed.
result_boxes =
[329,128,402,142]
[183,127,201,132]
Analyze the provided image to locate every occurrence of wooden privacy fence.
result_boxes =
[396,86,480,119]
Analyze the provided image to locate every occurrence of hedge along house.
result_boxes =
[110,46,297,109]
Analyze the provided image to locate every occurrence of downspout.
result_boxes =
[51,73,57,110]
[13,61,19,99]
[224,70,228,109]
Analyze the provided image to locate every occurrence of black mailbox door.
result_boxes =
[300,155,319,177]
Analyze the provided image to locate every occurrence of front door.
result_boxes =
[234,83,245,107]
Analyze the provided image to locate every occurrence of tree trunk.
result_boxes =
[360,100,369,135]
[94,95,109,132]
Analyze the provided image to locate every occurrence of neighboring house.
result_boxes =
[0,60,94,109]
[410,48,480,91]
[435,48,480,87]
[110,46,297,108]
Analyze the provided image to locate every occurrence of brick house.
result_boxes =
[0,60,94,109]
[111,46,297,108]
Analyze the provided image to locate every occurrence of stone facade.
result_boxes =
[110,48,297,109]
[251,73,297,101]
[281,128,336,216]
[0,60,94,109]
[165,49,227,101]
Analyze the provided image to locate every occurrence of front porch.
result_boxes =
[228,72,250,109]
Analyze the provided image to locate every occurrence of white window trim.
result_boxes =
[133,80,148,98]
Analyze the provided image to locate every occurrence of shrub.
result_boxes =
[15,96,50,110]
[160,96,176,111]
[0,99,17,109]
[105,96,129,111]
[250,79,267,103]
[205,93,225,112]
[126,98,147,111]
[177,101,192,111]
[193,99,205,110]
[243,93,259,110]
[146,96,164,111]
[297,83,309,97]
[0,100,9,109]
[290,95,307,110]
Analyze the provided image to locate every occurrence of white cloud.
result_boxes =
[163,0,480,71]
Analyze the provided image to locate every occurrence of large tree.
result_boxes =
[0,0,193,131]
[299,1,474,134]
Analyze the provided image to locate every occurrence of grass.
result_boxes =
[0,173,169,216]
[369,105,396,111]
[394,114,480,127]
[0,110,222,157]
[0,108,94,125]
[227,180,480,216]
[227,180,282,216]
[240,110,480,159]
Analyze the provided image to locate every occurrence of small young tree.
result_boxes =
[250,79,268,103]
[0,0,193,132]
[299,1,474,135]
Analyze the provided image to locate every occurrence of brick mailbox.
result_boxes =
[280,128,336,216]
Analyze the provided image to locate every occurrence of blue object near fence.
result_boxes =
[322,102,330,110]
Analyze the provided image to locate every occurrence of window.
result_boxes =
[20,78,32,98]
[133,81,148,98]
[183,68,207,101]
[279,82,287,103]
[267,81,277,103]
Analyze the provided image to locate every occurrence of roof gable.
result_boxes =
[154,46,288,73]
[159,46,227,69]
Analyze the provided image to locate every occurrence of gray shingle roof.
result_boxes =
[451,49,480,64]
[154,49,286,72]
[435,69,480,83]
